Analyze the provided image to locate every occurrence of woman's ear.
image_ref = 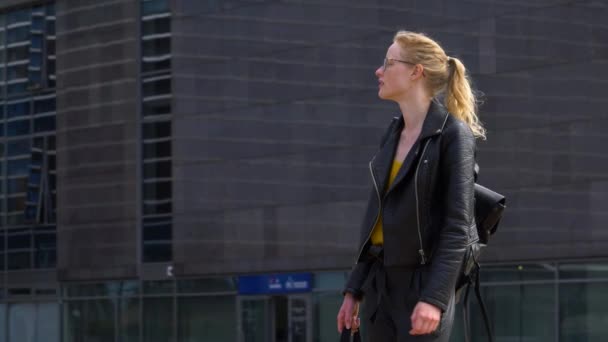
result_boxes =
[411,64,424,80]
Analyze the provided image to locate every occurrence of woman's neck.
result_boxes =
[397,95,432,135]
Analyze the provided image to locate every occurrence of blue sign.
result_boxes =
[238,273,312,295]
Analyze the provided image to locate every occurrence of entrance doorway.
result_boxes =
[238,294,311,342]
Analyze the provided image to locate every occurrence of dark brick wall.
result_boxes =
[171,0,608,275]
[5,0,607,280]
[54,0,139,280]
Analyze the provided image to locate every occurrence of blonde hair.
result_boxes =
[393,31,486,139]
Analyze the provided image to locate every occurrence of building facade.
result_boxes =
[1,0,608,341]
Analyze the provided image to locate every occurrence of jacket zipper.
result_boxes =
[355,159,382,263]
[415,139,431,265]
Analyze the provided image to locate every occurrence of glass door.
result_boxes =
[238,296,272,342]
[288,295,311,342]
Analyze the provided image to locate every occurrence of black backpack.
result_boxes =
[454,166,506,342]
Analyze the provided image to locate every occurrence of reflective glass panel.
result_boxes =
[480,263,556,283]
[559,263,608,279]
[143,297,174,342]
[119,298,139,342]
[143,243,171,263]
[142,0,170,16]
[177,278,237,293]
[560,282,608,342]
[470,284,555,342]
[9,303,36,342]
[143,161,171,179]
[36,303,60,342]
[178,296,236,341]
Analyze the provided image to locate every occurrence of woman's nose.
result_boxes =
[375,66,383,77]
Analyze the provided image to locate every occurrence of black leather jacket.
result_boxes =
[344,100,477,312]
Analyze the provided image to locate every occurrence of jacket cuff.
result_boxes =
[342,287,364,301]
[419,296,448,313]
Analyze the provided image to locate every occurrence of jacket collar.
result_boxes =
[397,99,449,141]
[370,100,450,196]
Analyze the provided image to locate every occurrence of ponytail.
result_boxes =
[392,31,486,140]
[445,57,486,139]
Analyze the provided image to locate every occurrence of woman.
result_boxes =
[336,31,485,341]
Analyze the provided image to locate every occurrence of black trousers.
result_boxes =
[359,259,455,342]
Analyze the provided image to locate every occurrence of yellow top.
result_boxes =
[370,159,403,245]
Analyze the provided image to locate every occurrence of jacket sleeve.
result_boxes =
[342,259,373,300]
[419,121,476,311]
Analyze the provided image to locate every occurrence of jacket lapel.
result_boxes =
[370,121,400,195]
[384,100,450,195]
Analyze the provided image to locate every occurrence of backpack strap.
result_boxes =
[462,265,494,342]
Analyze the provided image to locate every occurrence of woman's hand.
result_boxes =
[337,293,360,333]
[409,301,441,335]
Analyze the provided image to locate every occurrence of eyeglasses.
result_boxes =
[382,57,417,71]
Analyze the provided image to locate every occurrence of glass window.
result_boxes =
[143,201,172,215]
[7,45,29,62]
[7,100,30,118]
[178,296,236,341]
[34,232,56,268]
[7,197,26,212]
[119,298,139,342]
[143,181,171,200]
[142,37,171,58]
[7,139,30,156]
[85,299,115,341]
[30,52,42,67]
[143,280,174,295]
[314,272,347,290]
[560,282,608,341]
[7,10,30,25]
[142,17,170,36]
[8,64,28,80]
[36,303,60,342]
[46,40,55,56]
[9,303,36,342]
[143,140,171,159]
[142,0,170,16]
[34,116,55,132]
[7,26,30,44]
[0,304,5,342]
[7,251,30,269]
[31,17,44,32]
[64,283,128,298]
[143,77,171,98]
[8,82,28,96]
[7,213,25,226]
[559,263,608,279]
[142,57,171,73]
[177,278,237,293]
[143,242,171,263]
[143,121,171,139]
[34,97,55,113]
[8,158,29,176]
[143,222,171,241]
[8,178,27,194]
[314,292,343,342]
[143,161,171,179]
[143,297,174,342]
[7,229,30,248]
[0,233,5,270]
[64,300,115,342]
[7,120,30,136]
[480,263,556,283]
[143,97,171,116]
[470,284,556,342]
